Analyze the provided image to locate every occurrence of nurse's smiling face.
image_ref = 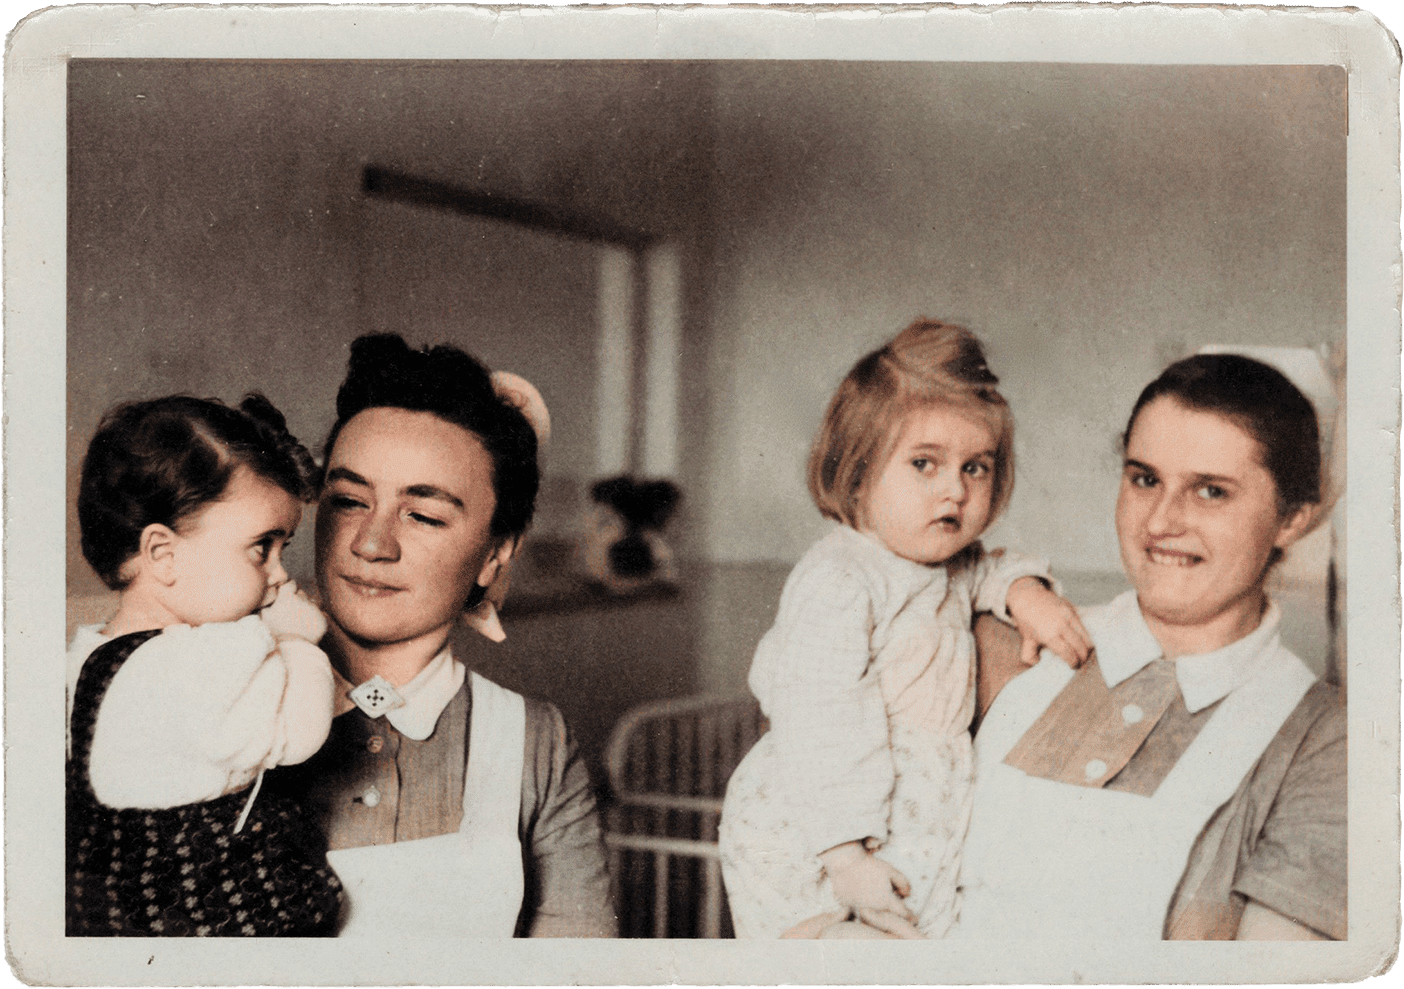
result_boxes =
[316,407,513,664]
[1116,396,1311,656]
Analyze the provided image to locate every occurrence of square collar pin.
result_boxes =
[348,674,407,719]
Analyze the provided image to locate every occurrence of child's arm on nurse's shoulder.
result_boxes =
[1004,576,1093,669]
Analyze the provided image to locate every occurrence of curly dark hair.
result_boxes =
[78,393,317,590]
[322,333,540,539]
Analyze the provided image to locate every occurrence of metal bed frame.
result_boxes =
[602,692,767,938]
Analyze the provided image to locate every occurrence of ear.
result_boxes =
[1273,503,1316,550]
[475,535,521,593]
[139,523,181,586]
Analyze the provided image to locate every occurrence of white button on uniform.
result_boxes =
[1122,703,1145,725]
[1084,759,1108,780]
[361,786,381,808]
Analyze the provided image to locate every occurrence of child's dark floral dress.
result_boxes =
[67,629,343,936]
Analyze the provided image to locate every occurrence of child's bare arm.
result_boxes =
[1005,576,1093,668]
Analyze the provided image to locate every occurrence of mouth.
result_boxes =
[933,514,962,532]
[1144,545,1203,568]
[340,574,405,597]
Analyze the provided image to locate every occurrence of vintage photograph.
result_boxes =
[7,4,1399,985]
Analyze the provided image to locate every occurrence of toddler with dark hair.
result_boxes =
[66,393,343,937]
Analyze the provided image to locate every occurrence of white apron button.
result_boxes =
[1084,758,1108,780]
[361,786,381,808]
[1121,703,1145,725]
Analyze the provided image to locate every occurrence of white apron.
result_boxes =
[327,672,527,938]
[953,641,1315,939]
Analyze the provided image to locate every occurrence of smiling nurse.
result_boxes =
[267,334,616,938]
[949,353,1345,941]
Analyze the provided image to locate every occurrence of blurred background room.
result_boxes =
[67,59,1346,935]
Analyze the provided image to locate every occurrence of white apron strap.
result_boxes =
[463,671,527,839]
[1157,640,1315,813]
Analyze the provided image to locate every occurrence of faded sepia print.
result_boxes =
[6,5,1398,984]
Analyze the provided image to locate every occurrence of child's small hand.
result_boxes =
[260,581,328,643]
[1005,576,1093,669]
[819,842,916,922]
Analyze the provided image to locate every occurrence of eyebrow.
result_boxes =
[907,442,996,459]
[403,484,465,509]
[326,466,368,486]
[1123,458,1236,485]
[325,467,465,509]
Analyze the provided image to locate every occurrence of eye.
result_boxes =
[325,493,367,512]
[910,457,931,472]
[1196,483,1228,501]
[1128,469,1158,489]
[407,510,447,528]
[249,537,275,564]
[962,461,990,479]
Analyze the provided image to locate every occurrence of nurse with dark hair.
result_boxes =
[268,333,616,938]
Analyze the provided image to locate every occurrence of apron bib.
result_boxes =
[327,672,527,938]
[954,644,1314,939]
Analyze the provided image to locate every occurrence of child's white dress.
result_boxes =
[719,525,1053,938]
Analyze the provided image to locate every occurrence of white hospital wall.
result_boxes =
[696,63,1345,578]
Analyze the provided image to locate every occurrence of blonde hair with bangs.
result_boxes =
[806,318,1015,529]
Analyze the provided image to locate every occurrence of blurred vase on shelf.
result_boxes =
[579,476,682,594]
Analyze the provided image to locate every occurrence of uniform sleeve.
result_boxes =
[1232,694,1348,939]
[969,545,1059,621]
[517,698,618,938]
[88,616,333,809]
[752,558,892,858]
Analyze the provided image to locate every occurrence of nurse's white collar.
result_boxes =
[332,645,466,741]
[1087,590,1285,714]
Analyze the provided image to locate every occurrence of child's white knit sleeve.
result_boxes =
[970,546,1063,622]
[751,556,893,859]
[86,614,334,810]
[254,582,335,766]
[264,637,335,767]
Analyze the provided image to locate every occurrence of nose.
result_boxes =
[936,464,968,504]
[267,554,289,588]
[1146,487,1187,534]
[351,510,400,563]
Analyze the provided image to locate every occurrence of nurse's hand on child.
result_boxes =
[807,840,924,938]
[782,908,924,939]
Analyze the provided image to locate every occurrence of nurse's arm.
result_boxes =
[973,613,1026,729]
[1235,901,1329,940]
[520,699,618,937]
